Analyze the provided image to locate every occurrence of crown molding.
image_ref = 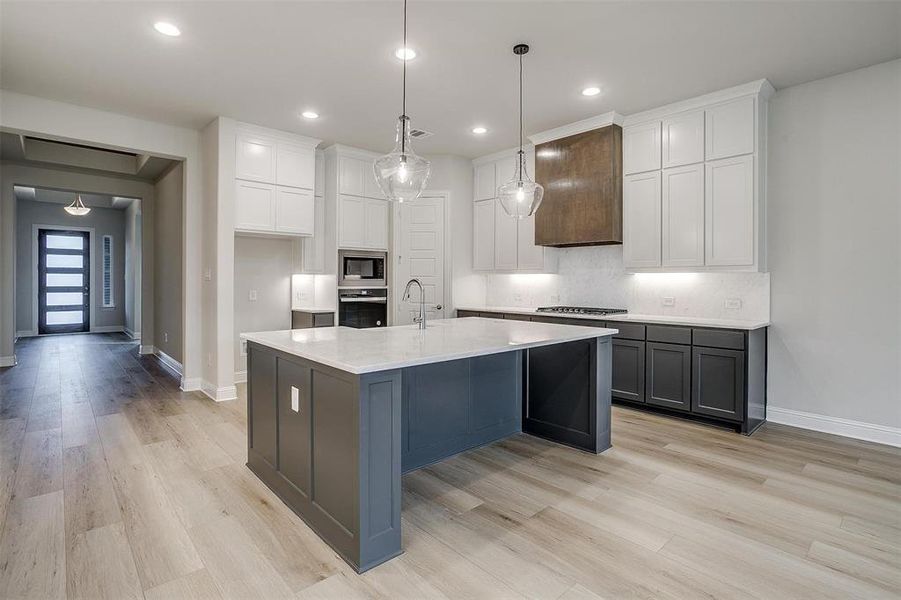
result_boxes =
[324,143,383,160]
[528,111,623,146]
[235,120,321,148]
[622,79,775,126]
[471,143,535,166]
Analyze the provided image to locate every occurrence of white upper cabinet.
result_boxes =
[302,195,325,272]
[662,110,705,168]
[364,198,389,250]
[494,154,518,187]
[338,156,365,197]
[338,194,366,248]
[276,142,315,190]
[473,199,495,271]
[474,162,496,201]
[705,97,755,161]
[516,214,545,271]
[662,164,704,267]
[623,172,662,268]
[493,200,518,270]
[236,135,276,183]
[275,187,314,236]
[705,155,754,266]
[235,180,276,232]
[362,163,384,200]
[623,121,661,175]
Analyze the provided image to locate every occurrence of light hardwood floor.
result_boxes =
[1,333,899,599]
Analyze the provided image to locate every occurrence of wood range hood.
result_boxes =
[532,119,623,247]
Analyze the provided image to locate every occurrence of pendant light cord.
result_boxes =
[401,0,407,155]
[518,49,524,182]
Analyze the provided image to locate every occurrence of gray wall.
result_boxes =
[767,59,900,428]
[153,162,184,362]
[16,198,126,333]
[124,199,142,337]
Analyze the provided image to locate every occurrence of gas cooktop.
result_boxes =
[536,306,628,316]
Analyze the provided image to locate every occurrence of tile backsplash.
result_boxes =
[483,246,770,322]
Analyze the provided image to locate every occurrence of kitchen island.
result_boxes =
[242,317,617,572]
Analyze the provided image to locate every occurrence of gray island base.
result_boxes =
[242,318,616,572]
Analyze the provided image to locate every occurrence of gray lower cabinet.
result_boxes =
[248,347,278,468]
[645,342,691,412]
[276,358,312,495]
[292,311,335,329]
[611,339,645,403]
[692,346,745,421]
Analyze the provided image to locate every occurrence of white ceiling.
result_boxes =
[1,1,898,158]
[13,185,136,210]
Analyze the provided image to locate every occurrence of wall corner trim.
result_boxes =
[200,380,238,402]
[0,355,17,368]
[138,344,155,355]
[234,370,247,384]
[154,349,184,377]
[767,406,901,448]
[180,377,202,392]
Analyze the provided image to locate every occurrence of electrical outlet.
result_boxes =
[662,296,675,307]
[204,268,212,281]
[724,298,742,310]
[163,332,168,343]
[249,290,258,302]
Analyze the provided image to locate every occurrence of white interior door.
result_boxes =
[394,195,446,325]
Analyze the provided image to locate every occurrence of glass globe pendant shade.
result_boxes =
[498,152,543,219]
[373,116,431,203]
[64,195,91,216]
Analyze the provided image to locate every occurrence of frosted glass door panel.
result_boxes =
[46,273,84,287]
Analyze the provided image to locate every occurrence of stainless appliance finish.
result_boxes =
[536,306,628,316]
[338,288,388,328]
[338,250,387,287]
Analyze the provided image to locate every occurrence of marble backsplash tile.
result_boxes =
[484,246,770,322]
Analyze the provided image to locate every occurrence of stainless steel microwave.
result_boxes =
[338,250,387,287]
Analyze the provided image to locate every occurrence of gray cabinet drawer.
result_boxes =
[504,313,533,322]
[479,312,506,319]
[647,325,692,345]
[607,321,645,340]
[692,328,745,350]
[532,315,605,327]
[457,310,479,318]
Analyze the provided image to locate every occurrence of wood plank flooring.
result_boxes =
[0,333,899,599]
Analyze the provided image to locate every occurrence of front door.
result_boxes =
[38,229,90,334]
[394,195,446,325]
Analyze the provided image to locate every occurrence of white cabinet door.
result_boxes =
[276,143,315,190]
[365,198,389,250]
[362,161,384,199]
[474,162,496,201]
[338,156,365,196]
[662,164,704,267]
[705,97,755,161]
[623,172,662,268]
[236,135,276,183]
[338,194,366,247]
[662,110,705,168]
[235,180,276,232]
[494,199,518,270]
[302,195,325,272]
[494,154,518,188]
[623,121,661,175]
[472,199,495,270]
[705,155,754,266]
[314,151,325,197]
[275,186,314,236]
[516,214,545,271]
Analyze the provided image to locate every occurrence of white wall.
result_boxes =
[766,59,900,433]
[0,91,202,384]
[234,236,294,377]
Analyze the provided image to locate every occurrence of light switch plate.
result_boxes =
[249,290,258,302]
[724,298,742,310]
[662,296,675,307]
[291,386,300,412]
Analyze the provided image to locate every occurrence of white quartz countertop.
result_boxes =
[241,318,617,375]
[457,306,769,330]
[291,307,336,313]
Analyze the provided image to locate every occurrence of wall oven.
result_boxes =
[338,250,387,287]
[338,288,388,328]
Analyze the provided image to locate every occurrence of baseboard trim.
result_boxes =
[180,377,202,392]
[124,328,141,340]
[234,370,247,384]
[201,380,238,402]
[138,344,155,355]
[767,406,901,448]
[15,330,35,338]
[91,325,125,333]
[154,349,183,377]
[0,355,17,368]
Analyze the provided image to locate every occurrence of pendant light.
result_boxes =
[373,0,431,203]
[64,194,91,216]
[498,43,543,219]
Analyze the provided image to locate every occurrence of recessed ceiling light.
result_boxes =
[472,126,487,135]
[153,21,181,37]
[301,111,319,120]
[395,47,416,60]
[581,86,601,97]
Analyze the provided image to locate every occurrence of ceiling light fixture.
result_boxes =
[472,126,487,135]
[153,21,181,37]
[581,86,601,96]
[301,111,319,119]
[374,0,430,203]
[498,44,543,220]
[394,47,416,60]
[64,195,91,216]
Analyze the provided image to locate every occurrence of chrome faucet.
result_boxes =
[402,278,426,330]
